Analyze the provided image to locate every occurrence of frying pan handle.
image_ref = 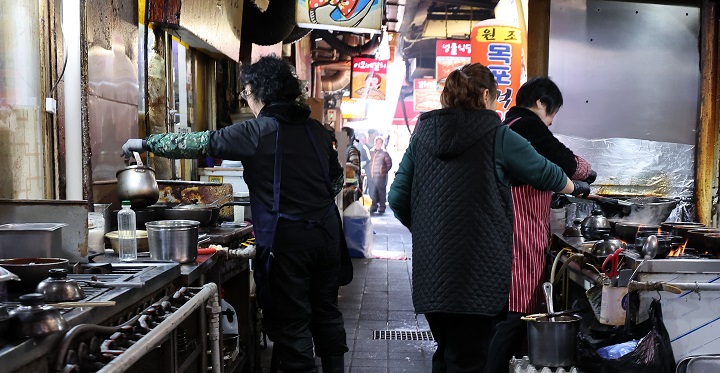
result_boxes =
[198,234,211,246]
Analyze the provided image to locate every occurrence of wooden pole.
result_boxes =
[696,0,718,225]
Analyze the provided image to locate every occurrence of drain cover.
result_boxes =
[373,330,434,341]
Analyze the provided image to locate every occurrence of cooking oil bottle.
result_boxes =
[117,200,137,261]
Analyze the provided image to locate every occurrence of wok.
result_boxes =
[592,196,677,224]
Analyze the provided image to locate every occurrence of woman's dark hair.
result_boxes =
[515,77,564,115]
[441,63,498,110]
[240,55,302,105]
[342,127,355,141]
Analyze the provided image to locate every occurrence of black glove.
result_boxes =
[584,170,597,185]
[550,193,570,209]
[571,180,591,198]
[121,139,148,158]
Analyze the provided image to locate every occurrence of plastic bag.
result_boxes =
[577,299,676,373]
[343,201,373,258]
[597,339,640,359]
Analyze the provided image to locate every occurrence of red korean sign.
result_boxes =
[351,57,388,100]
[435,40,471,81]
[471,21,522,120]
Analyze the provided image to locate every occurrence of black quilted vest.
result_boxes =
[410,108,513,315]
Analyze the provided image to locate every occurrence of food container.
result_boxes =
[527,315,581,367]
[146,220,201,263]
[0,223,67,259]
[104,230,149,252]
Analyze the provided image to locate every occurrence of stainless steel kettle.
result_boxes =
[116,152,159,208]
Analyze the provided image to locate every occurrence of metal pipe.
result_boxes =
[62,0,83,200]
[164,30,177,180]
[54,324,122,372]
[629,281,720,293]
[96,283,220,373]
[207,284,223,373]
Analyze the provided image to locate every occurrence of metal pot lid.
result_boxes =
[0,266,20,282]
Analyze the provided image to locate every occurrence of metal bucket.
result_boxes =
[527,315,581,367]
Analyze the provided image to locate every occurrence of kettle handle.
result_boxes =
[133,152,144,167]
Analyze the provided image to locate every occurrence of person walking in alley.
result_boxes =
[122,55,348,373]
[388,63,590,372]
[484,77,596,372]
[368,137,392,213]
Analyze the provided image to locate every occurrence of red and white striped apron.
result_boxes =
[509,185,552,314]
[506,116,550,314]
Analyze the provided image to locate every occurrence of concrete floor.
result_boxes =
[258,210,437,372]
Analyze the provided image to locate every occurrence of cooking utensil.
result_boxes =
[521,307,585,321]
[591,196,677,223]
[0,223,68,260]
[164,208,214,226]
[0,258,69,294]
[642,235,658,259]
[36,269,85,302]
[592,234,626,257]
[602,248,625,278]
[51,301,116,308]
[613,221,661,243]
[0,266,20,302]
[580,210,612,240]
[105,230,149,252]
[9,293,68,338]
[81,275,144,288]
[542,282,555,321]
[526,315,581,367]
[117,152,160,209]
[146,220,203,263]
[686,228,720,251]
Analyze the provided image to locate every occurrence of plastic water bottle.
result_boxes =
[117,201,137,261]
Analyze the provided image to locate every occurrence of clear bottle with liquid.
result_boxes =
[117,200,137,261]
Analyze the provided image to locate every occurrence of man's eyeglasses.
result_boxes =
[240,90,251,101]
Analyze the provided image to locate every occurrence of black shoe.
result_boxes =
[321,355,344,373]
[369,206,378,213]
[378,208,385,214]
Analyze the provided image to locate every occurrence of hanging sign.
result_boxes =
[341,97,368,119]
[435,40,471,81]
[413,79,442,112]
[297,0,383,34]
[351,57,388,100]
[471,20,522,120]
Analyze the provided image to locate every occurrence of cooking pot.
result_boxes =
[527,314,581,367]
[9,293,68,338]
[592,234,626,257]
[0,258,69,294]
[686,228,720,251]
[613,222,661,243]
[581,210,612,240]
[167,195,236,226]
[146,220,205,263]
[117,154,160,209]
[661,222,704,233]
[36,268,86,302]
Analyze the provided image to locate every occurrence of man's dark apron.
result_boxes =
[251,119,343,307]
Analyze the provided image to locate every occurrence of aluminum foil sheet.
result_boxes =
[556,135,695,199]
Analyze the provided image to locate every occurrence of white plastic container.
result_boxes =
[117,201,137,261]
[599,285,628,325]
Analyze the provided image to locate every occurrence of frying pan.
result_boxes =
[0,258,69,294]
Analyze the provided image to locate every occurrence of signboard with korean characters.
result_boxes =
[435,40,472,81]
[350,57,388,100]
[413,79,442,112]
[297,0,383,34]
[471,19,523,120]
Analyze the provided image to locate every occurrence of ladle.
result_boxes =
[642,235,659,260]
[543,282,555,321]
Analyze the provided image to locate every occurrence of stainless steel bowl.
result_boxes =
[9,293,68,338]
[36,268,85,302]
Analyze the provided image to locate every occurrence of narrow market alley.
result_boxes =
[261,210,437,372]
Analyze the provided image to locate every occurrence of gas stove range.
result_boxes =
[0,261,181,372]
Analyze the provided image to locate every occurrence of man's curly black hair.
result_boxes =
[240,55,302,105]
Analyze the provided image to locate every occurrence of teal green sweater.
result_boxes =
[389,125,567,227]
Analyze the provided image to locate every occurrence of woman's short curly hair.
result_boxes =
[240,55,302,105]
[441,63,498,110]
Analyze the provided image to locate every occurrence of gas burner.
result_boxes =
[73,263,113,275]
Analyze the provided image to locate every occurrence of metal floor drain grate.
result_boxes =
[373,330,434,341]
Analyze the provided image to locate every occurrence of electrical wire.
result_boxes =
[49,0,68,98]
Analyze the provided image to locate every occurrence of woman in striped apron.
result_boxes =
[485,77,596,372]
